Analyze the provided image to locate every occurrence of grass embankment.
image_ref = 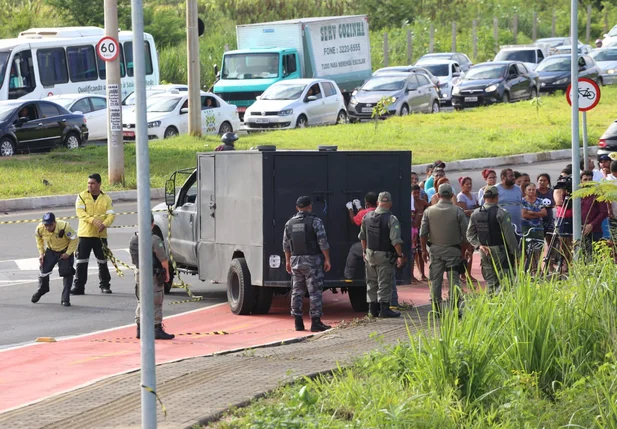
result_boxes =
[210,250,617,428]
[2,87,616,199]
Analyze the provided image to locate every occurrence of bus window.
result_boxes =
[37,48,69,86]
[8,50,35,99]
[97,45,126,79]
[67,46,97,82]
[124,41,154,77]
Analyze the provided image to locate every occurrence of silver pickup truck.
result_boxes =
[153,148,411,315]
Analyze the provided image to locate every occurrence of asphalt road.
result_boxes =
[0,201,227,350]
[0,158,571,349]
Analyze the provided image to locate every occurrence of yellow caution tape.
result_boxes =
[102,239,135,278]
[0,209,166,226]
[35,337,57,342]
[141,384,167,417]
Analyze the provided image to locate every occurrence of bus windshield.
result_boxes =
[221,53,280,80]
[0,52,10,90]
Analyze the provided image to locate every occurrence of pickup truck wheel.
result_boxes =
[164,270,174,294]
[227,258,254,315]
[252,286,274,314]
[348,285,369,312]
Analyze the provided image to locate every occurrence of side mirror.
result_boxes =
[164,179,176,207]
[256,95,261,100]
[452,72,461,77]
[214,64,219,75]
[17,116,28,124]
[306,95,317,102]
[180,108,189,114]
[73,110,83,115]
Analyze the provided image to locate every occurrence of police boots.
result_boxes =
[379,302,401,318]
[294,316,305,331]
[310,318,331,332]
[154,324,175,340]
[368,302,380,318]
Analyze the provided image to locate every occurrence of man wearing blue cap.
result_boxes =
[32,212,78,306]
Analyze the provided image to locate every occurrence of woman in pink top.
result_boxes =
[457,176,479,283]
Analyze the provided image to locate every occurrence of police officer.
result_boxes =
[71,173,115,295]
[466,186,519,293]
[32,212,78,306]
[359,191,405,318]
[215,132,238,151]
[131,214,174,340]
[283,196,332,332]
[420,183,469,315]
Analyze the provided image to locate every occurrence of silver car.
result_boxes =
[348,72,440,121]
[590,48,617,85]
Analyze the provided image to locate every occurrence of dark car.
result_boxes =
[536,55,601,93]
[597,120,617,158]
[451,61,539,109]
[0,100,88,157]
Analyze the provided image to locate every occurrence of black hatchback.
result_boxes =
[0,100,88,157]
[598,120,617,158]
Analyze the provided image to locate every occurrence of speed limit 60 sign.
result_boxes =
[97,36,119,62]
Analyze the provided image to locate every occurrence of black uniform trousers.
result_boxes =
[38,248,75,303]
[73,237,111,292]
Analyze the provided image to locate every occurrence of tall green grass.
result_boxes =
[211,247,617,428]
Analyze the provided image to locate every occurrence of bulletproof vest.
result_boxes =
[366,212,395,252]
[286,214,320,256]
[425,203,463,246]
[129,233,163,270]
[475,205,504,246]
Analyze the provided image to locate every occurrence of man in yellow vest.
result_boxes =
[71,173,116,295]
[32,212,78,306]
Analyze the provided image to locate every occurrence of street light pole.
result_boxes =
[570,0,582,250]
[104,0,124,185]
[187,0,201,136]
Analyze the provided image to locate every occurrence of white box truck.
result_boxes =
[212,15,372,119]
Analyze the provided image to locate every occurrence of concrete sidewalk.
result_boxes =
[0,306,431,429]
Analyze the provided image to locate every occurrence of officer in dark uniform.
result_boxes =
[359,191,405,318]
[283,196,332,332]
[215,132,238,151]
[467,185,519,293]
[130,214,174,340]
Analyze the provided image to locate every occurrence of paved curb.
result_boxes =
[413,146,598,173]
[0,188,165,213]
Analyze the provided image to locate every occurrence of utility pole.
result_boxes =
[130,0,157,425]
[570,0,582,253]
[187,0,201,136]
[104,0,124,185]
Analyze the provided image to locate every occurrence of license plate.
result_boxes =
[361,107,373,113]
[465,96,478,102]
[123,131,135,137]
[255,118,269,124]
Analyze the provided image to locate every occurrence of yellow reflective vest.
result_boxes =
[35,220,78,256]
[75,190,115,238]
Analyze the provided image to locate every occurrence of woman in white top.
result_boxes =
[457,176,479,283]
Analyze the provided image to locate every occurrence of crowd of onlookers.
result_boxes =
[410,155,616,281]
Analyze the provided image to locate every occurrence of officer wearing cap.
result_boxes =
[216,132,238,151]
[283,196,332,332]
[359,191,405,318]
[420,183,469,315]
[32,212,78,306]
[467,185,519,293]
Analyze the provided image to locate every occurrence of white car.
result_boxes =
[416,60,462,104]
[122,92,241,140]
[45,94,108,140]
[244,78,347,130]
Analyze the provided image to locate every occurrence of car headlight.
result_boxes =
[349,97,358,105]
[485,84,498,93]
[452,86,461,95]
[147,121,161,128]
[389,96,398,103]
[554,78,569,85]
[439,82,448,88]
[607,69,616,74]
[279,109,293,116]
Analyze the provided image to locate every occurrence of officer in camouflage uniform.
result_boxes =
[283,196,332,332]
[420,183,469,316]
[131,214,174,340]
[359,191,405,318]
[467,185,519,293]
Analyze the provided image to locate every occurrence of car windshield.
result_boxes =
[49,98,73,109]
[375,67,411,74]
[418,54,451,62]
[0,51,9,90]
[146,97,181,113]
[536,57,571,72]
[495,50,536,63]
[123,89,166,106]
[463,65,505,80]
[222,53,279,80]
[0,104,16,121]
[361,76,405,91]
[260,83,306,100]
[609,26,617,37]
[590,49,617,62]
[422,64,449,77]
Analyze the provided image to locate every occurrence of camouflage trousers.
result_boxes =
[429,245,463,306]
[480,245,512,293]
[365,250,394,303]
[135,273,165,324]
[290,255,324,318]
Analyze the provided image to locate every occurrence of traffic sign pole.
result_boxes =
[582,111,588,169]
[570,0,582,253]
